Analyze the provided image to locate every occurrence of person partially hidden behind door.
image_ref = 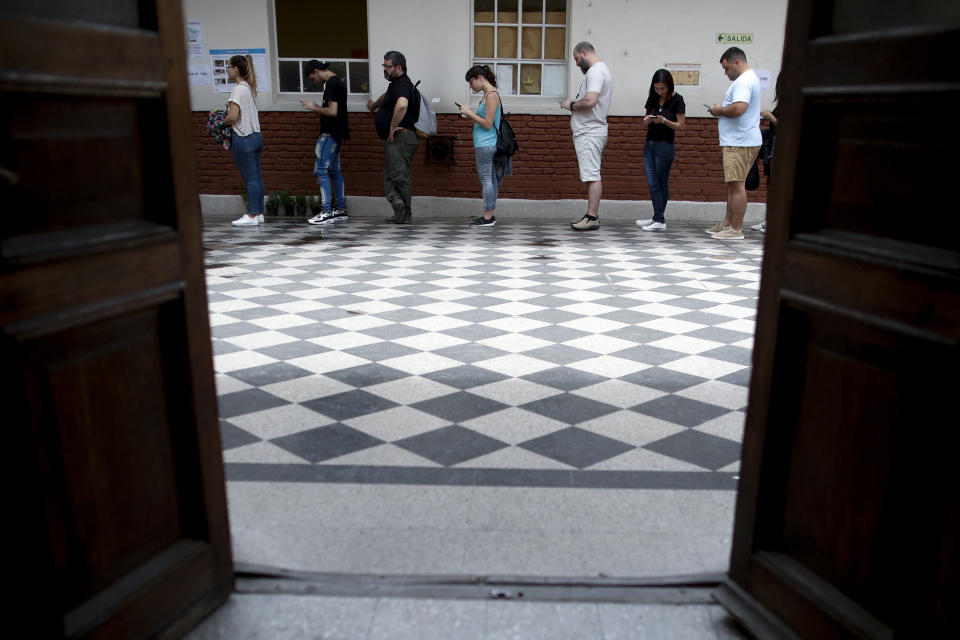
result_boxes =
[752,72,781,234]
[706,47,762,240]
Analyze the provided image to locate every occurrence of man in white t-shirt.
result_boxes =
[707,47,762,240]
[561,42,613,231]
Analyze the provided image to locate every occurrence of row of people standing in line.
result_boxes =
[227,46,773,240]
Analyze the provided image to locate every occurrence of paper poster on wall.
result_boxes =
[496,64,515,95]
[210,48,270,93]
[186,20,204,60]
[665,63,701,86]
[188,64,212,86]
[756,69,771,91]
[541,66,565,97]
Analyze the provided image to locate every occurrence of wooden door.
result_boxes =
[715,1,960,638]
[0,2,232,638]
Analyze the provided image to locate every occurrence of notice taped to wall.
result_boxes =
[210,48,270,93]
[188,64,212,86]
[756,69,771,91]
[665,63,701,86]
[186,20,204,60]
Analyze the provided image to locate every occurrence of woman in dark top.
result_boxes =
[753,72,781,233]
[636,69,685,231]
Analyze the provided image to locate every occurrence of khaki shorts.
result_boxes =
[574,135,607,182]
[722,146,761,182]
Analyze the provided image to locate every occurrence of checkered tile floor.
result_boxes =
[208,218,762,490]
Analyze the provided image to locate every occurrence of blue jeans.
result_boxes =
[643,139,675,223]
[230,132,264,214]
[474,146,499,212]
[314,134,345,213]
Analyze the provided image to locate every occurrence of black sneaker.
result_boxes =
[470,216,496,227]
[307,212,335,225]
[332,208,348,220]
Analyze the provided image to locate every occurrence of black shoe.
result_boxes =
[387,213,412,224]
[471,216,496,227]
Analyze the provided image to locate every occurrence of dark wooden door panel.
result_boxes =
[718,1,959,637]
[1,2,231,637]
[791,92,959,254]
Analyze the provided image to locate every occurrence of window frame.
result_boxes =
[276,58,371,95]
[471,0,568,98]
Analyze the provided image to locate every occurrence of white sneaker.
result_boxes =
[642,221,667,231]
[750,221,766,232]
[257,214,265,223]
[232,215,260,226]
[635,218,653,228]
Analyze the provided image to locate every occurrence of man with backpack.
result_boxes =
[367,50,420,224]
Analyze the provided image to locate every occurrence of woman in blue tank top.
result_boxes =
[455,65,501,227]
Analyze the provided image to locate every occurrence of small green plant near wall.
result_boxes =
[279,189,295,216]
[237,180,248,209]
[295,193,307,216]
[265,192,281,216]
[307,194,321,214]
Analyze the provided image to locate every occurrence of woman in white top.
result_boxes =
[222,54,265,226]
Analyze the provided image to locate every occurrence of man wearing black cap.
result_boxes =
[301,60,349,225]
[367,50,419,224]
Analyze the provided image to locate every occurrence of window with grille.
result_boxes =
[274,0,370,94]
[472,0,567,96]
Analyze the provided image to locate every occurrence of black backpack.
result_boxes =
[760,127,776,176]
[495,103,518,159]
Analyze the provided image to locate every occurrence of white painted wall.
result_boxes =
[366,0,472,114]
[185,0,274,110]
[569,0,788,116]
[184,0,787,115]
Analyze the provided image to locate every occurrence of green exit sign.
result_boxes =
[717,33,754,44]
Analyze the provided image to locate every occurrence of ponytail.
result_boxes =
[465,64,498,88]
[230,54,258,98]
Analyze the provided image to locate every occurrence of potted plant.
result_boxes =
[237,180,248,212]
[265,191,280,216]
[279,189,295,217]
[295,193,307,217]
[308,194,321,215]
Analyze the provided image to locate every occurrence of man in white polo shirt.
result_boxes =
[707,47,762,240]
[561,41,613,232]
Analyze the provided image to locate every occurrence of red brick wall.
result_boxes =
[193,111,767,203]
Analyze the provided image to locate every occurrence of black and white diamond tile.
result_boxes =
[208,219,763,488]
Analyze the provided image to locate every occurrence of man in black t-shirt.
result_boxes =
[301,60,350,225]
[367,50,419,224]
